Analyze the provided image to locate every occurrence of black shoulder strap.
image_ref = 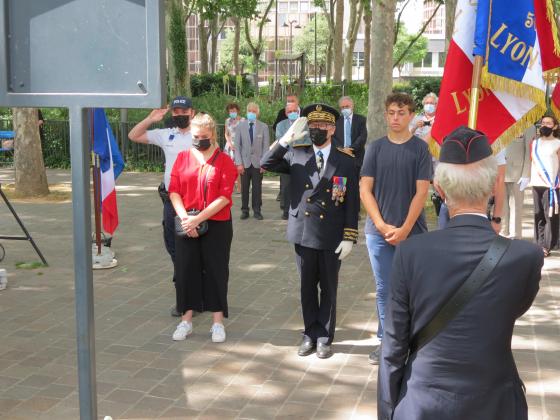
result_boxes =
[409,235,511,355]
[202,151,221,208]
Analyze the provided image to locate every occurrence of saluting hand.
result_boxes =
[280,117,308,145]
[148,107,169,123]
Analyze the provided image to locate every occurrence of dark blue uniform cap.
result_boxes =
[171,96,193,109]
[439,126,493,164]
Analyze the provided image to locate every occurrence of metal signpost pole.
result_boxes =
[69,107,97,420]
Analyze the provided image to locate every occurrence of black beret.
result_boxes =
[301,103,340,124]
[439,126,493,164]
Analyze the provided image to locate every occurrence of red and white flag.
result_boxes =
[430,0,544,155]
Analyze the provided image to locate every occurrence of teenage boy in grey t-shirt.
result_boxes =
[359,92,432,365]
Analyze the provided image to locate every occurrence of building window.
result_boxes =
[439,51,447,67]
[290,1,298,11]
[279,2,288,12]
[300,1,309,11]
[353,52,364,67]
[423,52,433,67]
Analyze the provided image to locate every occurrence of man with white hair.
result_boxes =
[377,126,543,420]
[333,96,367,169]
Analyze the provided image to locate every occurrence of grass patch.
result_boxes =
[1,183,72,202]
[15,261,46,269]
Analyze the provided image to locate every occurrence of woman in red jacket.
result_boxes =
[168,113,238,343]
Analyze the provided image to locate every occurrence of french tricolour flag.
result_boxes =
[431,0,560,155]
[93,109,124,235]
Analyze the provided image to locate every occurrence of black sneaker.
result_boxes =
[369,346,380,365]
[254,212,264,220]
[240,211,250,220]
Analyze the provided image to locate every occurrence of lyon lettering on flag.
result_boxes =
[92,109,124,235]
[431,0,560,156]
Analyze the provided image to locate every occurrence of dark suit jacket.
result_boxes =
[261,142,359,250]
[272,106,303,131]
[378,215,543,420]
[333,113,367,166]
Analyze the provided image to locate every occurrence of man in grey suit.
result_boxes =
[378,126,543,420]
[502,125,535,239]
[275,101,310,219]
[234,102,270,220]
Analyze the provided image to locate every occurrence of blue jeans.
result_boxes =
[365,233,396,339]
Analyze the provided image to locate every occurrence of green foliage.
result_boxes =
[393,24,428,71]
[293,14,330,70]
[392,77,442,109]
[219,28,258,73]
[190,72,255,97]
[169,0,187,91]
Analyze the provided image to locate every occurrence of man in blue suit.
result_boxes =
[378,126,543,420]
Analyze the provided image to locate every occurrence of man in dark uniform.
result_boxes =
[377,126,543,420]
[261,104,359,359]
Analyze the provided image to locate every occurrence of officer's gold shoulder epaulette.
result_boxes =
[336,147,355,157]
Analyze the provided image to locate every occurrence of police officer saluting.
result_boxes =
[128,96,194,317]
[261,104,359,359]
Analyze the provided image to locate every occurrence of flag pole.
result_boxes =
[468,55,484,129]
[90,110,102,256]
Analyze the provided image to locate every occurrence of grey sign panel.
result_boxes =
[0,0,165,108]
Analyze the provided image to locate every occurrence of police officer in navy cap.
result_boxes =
[261,103,359,359]
[377,126,543,419]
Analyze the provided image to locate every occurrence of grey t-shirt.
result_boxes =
[361,135,433,236]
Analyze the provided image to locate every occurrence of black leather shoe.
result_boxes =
[298,337,316,356]
[368,346,380,365]
[240,211,249,220]
[281,213,289,220]
[316,342,333,359]
[254,212,264,220]
[170,306,181,317]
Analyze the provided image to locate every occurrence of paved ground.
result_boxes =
[0,168,558,420]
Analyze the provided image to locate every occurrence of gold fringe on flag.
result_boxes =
[491,103,545,153]
[551,95,560,121]
[546,0,560,56]
[481,66,547,108]
[428,136,441,160]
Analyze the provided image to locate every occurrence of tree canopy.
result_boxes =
[292,14,330,71]
[393,24,428,73]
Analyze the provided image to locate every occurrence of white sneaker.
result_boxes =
[210,323,226,343]
[172,320,192,341]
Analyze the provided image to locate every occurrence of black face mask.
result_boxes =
[309,128,328,146]
[193,138,211,151]
[173,115,190,129]
[540,126,554,137]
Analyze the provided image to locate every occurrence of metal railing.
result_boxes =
[0,120,277,170]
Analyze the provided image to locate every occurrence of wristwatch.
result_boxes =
[491,216,502,223]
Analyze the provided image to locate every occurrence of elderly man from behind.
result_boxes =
[377,126,543,420]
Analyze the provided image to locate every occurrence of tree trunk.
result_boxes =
[332,0,344,82]
[198,18,209,74]
[166,0,177,96]
[367,0,397,142]
[185,18,191,96]
[343,0,363,82]
[326,37,333,82]
[233,17,241,75]
[445,0,458,53]
[210,17,219,73]
[12,108,49,197]
[363,8,372,83]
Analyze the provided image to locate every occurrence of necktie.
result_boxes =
[316,150,324,172]
[249,122,254,145]
[344,117,351,147]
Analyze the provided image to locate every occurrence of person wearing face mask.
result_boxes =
[168,113,238,343]
[410,92,438,142]
[272,94,302,131]
[261,104,359,359]
[274,101,311,219]
[233,102,270,220]
[128,96,194,317]
[530,115,560,257]
[333,96,367,170]
[224,103,243,193]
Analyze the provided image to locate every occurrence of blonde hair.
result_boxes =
[191,112,218,142]
[434,156,497,208]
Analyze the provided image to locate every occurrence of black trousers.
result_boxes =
[241,165,263,212]
[175,220,233,317]
[294,244,341,345]
[280,173,291,215]
[533,186,559,250]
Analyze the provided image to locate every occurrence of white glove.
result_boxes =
[279,117,308,146]
[335,240,353,260]
[517,177,530,191]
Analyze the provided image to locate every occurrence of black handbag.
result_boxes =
[175,152,220,238]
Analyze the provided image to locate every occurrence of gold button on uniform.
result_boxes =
[305,211,310,216]
[320,214,324,219]
[306,184,310,188]
[326,189,330,192]
[307,198,311,203]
